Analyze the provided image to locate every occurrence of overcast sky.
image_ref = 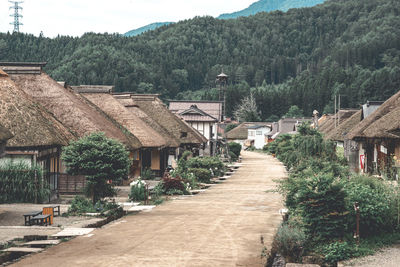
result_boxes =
[0,0,255,37]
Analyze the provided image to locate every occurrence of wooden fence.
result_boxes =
[58,173,86,194]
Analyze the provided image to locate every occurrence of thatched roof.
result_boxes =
[72,85,114,94]
[114,95,179,147]
[6,71,141,150]
[347,90,400,140]
[79,90,167,148]
[325,110,362,141]
[318,110,358,135]
[0,74,73,148]
[225,123,248,140]
[225,122,272,140]
[362,106,400,139]
[0,124,13,142]
[115,94,207,145]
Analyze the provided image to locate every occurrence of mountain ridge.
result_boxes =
[124,0,326,36]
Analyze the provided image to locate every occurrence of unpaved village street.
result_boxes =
[13,151,286,267]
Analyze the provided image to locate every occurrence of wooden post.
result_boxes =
[34,169,38,204]
[354,202,360,245]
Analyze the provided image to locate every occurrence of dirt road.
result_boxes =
[13,151,286,267]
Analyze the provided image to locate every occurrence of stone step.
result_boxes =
[127,205,156,212]
[52,228,95,238]
[189,189,207,194]
[24,239,61,247]
[2,247,43,253]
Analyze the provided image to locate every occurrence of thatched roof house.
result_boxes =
[225,123,249,140]
[346,91,400,140]
[76,87,167,148]
[1,63,141,150]
[0,68,73,148]
[112,95,179,148]
[325,110,362,142]
[319,110,358,136]
[114,94,207,146]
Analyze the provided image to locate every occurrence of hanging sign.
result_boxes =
[360,155,365,170]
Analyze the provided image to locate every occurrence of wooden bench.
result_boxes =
[23,211,42,226]
[45,205,60,216]
[30,214,51,226]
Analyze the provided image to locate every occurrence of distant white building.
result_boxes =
[247,125,272,149]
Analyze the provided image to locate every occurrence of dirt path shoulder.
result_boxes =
[13,151,286,267]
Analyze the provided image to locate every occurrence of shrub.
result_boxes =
[228,142,242,158]
[296,173,348,241]
[0,162,49,203]
[188,168,212,183]
[274,224,306,262]
[229,151,238,161]
[129,179,147,201]
[344,175,397,235]
[186,157,225,176]
[322,241,354,264]
[162,172,187,193]
[140,168,155,180]
[68,195,95,214]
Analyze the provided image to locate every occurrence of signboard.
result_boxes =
[360,155,365,171]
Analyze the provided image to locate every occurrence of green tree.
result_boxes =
[61,132,130,204]
[284,105,304,118]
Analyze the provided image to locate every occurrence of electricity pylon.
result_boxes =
[9,1,23,33]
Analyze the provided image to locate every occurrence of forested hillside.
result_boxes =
[1,0,399,120]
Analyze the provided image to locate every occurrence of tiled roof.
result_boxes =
[169,101,222,120]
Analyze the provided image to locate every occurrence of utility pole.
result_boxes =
[9,1,23,33]
[338,94,341,125]
[334,95,337,128]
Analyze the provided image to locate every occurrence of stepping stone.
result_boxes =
[128,205,156,212]
[225,172,235,175]
[2,247,43,253]
[190,189,207,194]
[52,228,95,237]
[24,240,61,247]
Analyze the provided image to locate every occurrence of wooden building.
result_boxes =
[0,67,73,199]
[75,86,175,177]
[1,63,141,193]
[114,94,207,157]
[324,110,362,172]
[346,91,400,175]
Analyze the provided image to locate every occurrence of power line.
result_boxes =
[9,1,23,33]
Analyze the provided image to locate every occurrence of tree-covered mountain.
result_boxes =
[124,0,326,36]
[218,0,326,19]
[1,0,400,120]
[125,22,173,37]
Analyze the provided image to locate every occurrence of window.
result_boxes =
[256,131,262,135]
[248,131,255,137]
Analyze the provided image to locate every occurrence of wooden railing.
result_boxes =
[58,173,86,194]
